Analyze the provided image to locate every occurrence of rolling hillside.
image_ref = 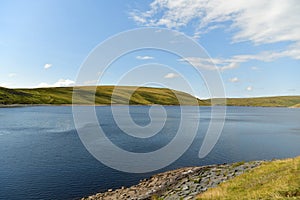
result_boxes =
[0,86,208,106]
[1,86,300,107]
[219,96,300,107]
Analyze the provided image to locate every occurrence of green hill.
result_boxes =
[222,96,300,107]
[0,86,208,106]
[1,86,300,107]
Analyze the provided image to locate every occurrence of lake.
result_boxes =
[0,106,300,200]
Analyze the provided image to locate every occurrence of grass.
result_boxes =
[290,103,300,108]
[0,86,207,106]
[224,96,300,107]
[197,156,300,200]
[1,86,300,107]
[151,195,164,200]
[230,161,246,168]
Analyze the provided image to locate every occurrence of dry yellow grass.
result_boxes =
[290,103,300,108]
[197,156,300,200]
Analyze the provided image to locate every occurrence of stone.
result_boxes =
[81,161,264,200]
[182,185,189,191]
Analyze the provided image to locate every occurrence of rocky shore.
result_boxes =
[81,160,264,200]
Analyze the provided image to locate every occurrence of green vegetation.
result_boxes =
[1,86,300,107]
[290,103,300,108]
[230,161,246,168]
[151,195,164,200]
[224,96,300,107]
[197,156,300,200]
[0,86,207,106]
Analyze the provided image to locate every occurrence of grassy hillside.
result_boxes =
[197,156,300,200]
[209,96,300,107]
[225,96,300,107]
[290,103,300,108]
[0,86,208,106]
[1,86,300,107]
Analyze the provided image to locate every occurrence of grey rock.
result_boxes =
[81,161,264,200]
[182,185,189,191]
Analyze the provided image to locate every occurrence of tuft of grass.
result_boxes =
[197,156,300,200]
[231,161,246,168]
[193,178,201,184]
[151,195,164,200]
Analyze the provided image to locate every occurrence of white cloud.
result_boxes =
[131,0,300,59]
[8,73,17,78]
[0,82,11,87]
[131,14,147,24]
[83,79,98,85]
[179,45,300,71]
[193,24,224,39]
[164,73,179,79]
[136,56,154,60]
[37,79,75,88]
[44,64,52,69]
[220,62,240,71]
[229,77,239,83]
[179,57,239,71]
[246,86,253,91]
[251,66,259,70]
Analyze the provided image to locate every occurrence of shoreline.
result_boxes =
[81,160,264,200]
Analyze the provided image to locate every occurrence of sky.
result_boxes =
[0,0,299,98]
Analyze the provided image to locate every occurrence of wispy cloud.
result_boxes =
[37,79,75,88]
[8,73,17,78]
[0,82,11,87]
[130,14,147,24]
[179,57,239,71]
[44,64,52,69]
[136,56,154,60]
[164,73,179,79]
[130,0,300,60]
[229,77,239,83]
[193,25,224,39]
[220,63,239,71]
[83,79,98,85]
[179,46,300,71]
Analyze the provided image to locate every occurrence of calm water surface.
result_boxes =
[0,106,300,199]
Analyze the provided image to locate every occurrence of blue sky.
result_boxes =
[0,0,299,98]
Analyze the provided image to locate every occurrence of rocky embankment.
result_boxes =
[82,161,263,200]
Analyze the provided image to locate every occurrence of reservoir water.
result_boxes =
[0,106,300,199]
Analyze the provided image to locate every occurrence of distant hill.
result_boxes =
[220,96,300,107]
[1,86,300,107]
[0,86,208,106]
